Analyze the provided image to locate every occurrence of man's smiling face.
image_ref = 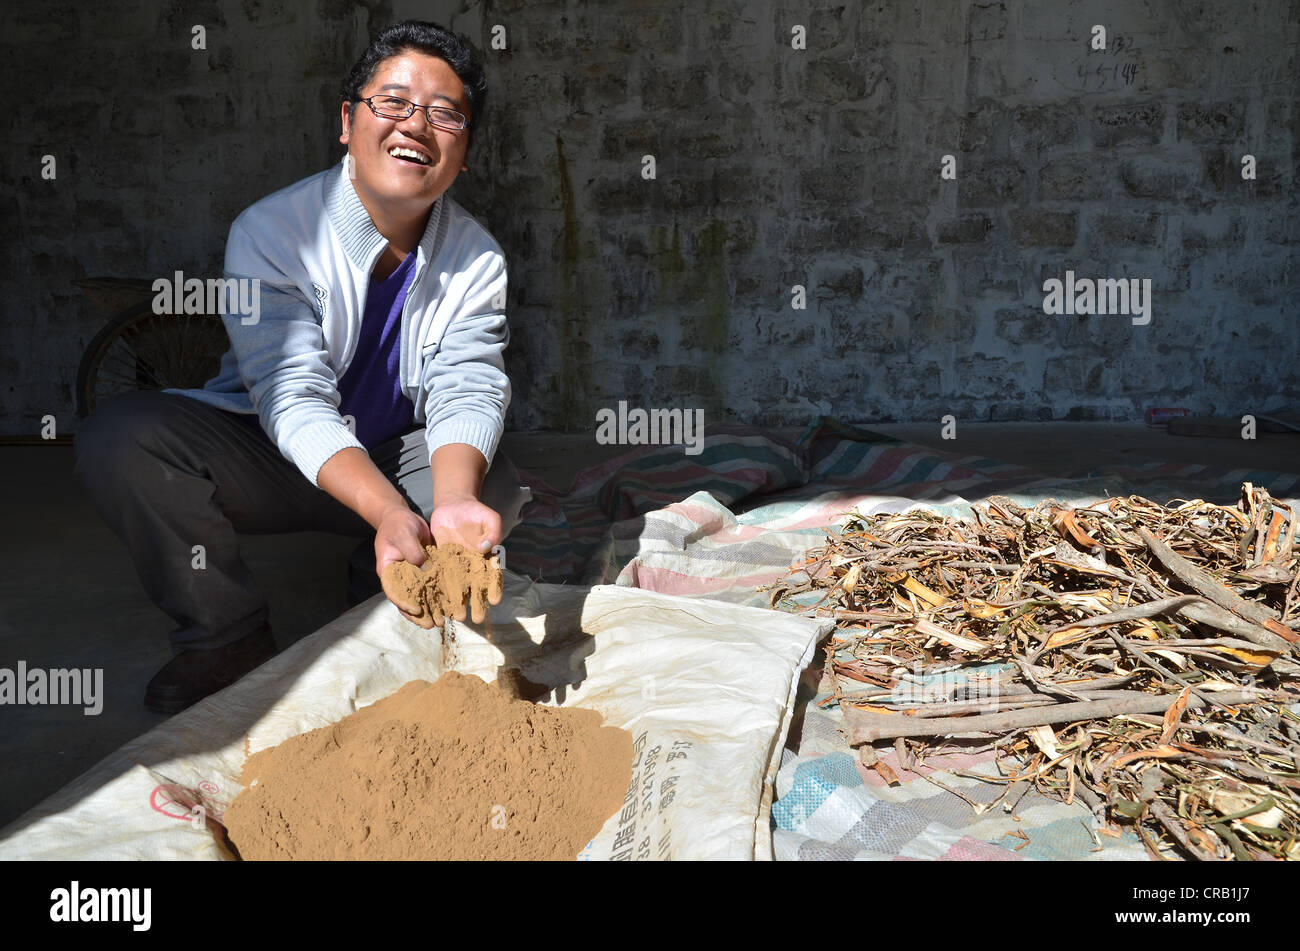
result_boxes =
[339,50,471,223]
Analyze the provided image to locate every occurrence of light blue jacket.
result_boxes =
[170,159,510,487]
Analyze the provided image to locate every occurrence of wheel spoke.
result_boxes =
[83,303,231,414]
[97,354,156,385]
[106,349,164,388]
[92,365,146,385]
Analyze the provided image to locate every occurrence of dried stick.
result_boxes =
[845,687,1130,718]
[1148,799,1223,861]
[1177,599,1293,654]
[846,672,1136,704]
[1106,630,1232,713]
[1284,567,1300,627]
[938,561,1022,572]
[1042,595,1203,635]
[845,688,1268,744]
[1139,526,1297,645]
[1012,656,1088,701]
[1163,721,1300,764]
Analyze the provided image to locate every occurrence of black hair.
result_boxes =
[342,21,487,135]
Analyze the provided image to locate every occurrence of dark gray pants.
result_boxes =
[73,390,531,653]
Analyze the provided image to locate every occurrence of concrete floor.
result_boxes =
[1,423,1295,831]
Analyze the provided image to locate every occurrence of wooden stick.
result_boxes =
[1043,595,1203,634]
[1012,656,1088,701]
[1176,600,1295,659]
[1039,588,1293,663]
[939,561,1021,572]
[846,687,1129,718]
[840,672,1137,706]
[1139,526,1298,646]
[1284,566,1300,628]
[1149,799,1222,861]
[845,688,1273,744]
[1106,629,1232,713]
[1161,720,1300,763]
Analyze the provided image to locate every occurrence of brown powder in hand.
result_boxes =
[381,542,503,625]
[222,672,633,860]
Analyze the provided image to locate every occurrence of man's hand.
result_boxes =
[429,493,502,556]
[374,504,435,628]
[380,496,502,630]
[318,443,505,630]
[421,494,501,627]
[377,446,501,631]
[381,541,503,630]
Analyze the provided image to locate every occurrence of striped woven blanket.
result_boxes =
[506,418,1297,860]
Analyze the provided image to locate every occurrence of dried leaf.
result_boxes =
[1109,745,1185,770]
[1185,825,1220,856]
[1058,592,1115,612]
[1028,724,1061,759]
[912,617,990,653]
[898,574,950,608]
[1051,507,1102,548]
[964,598,1011,618]
[1150,649,1190,670]
[1114,798,1145,818]
[872,760,901,786]
[1193,645,1279,669]
[1042,626,1096,651]
[1048,543,1133,581]
[1159,687,1191,744]
[1239,563,1292,585]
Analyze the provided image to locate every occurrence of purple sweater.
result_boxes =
[336,251,418,448]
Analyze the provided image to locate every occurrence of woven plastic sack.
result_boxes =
[0,573,830,860]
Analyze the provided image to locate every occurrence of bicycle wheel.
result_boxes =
[76,301,231,418]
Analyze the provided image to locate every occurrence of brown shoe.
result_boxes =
[144,627,277,714]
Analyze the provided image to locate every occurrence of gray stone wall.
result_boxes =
[4,0,1297,434]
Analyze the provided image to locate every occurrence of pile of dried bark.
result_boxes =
[765,484,1300,860]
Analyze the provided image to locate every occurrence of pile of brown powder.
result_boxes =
[223,672,633,860]
[381,542,503,626]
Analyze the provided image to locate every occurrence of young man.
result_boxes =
[75,22,529,714]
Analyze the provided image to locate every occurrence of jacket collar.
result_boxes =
[323,158,447,273]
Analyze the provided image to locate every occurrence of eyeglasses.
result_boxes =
[357,94,468,131]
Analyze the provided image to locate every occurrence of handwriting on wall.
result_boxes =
[1074,34,1142,93]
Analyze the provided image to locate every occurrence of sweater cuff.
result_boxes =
[286,419,367,486]
[426,414,503,465]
